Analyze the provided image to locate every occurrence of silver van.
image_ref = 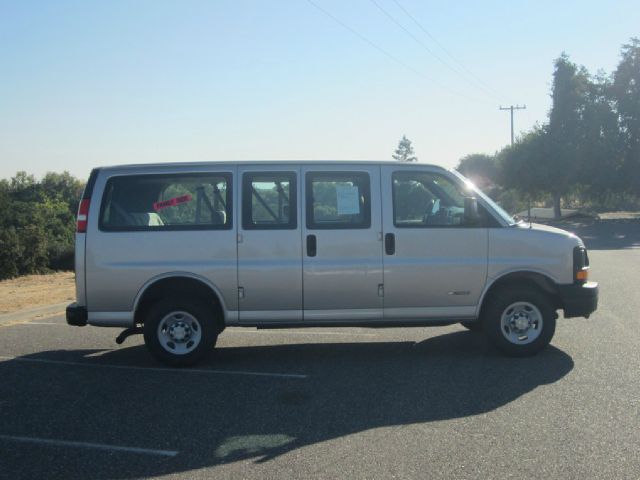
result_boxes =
[66,161,598,366]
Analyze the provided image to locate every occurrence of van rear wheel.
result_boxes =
[482,287,556,357]
[143,296,217,367]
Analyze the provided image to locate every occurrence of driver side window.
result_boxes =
[392,171,471,227]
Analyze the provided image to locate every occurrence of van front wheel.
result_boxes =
[143,296,217,367]
[483,287,556,357]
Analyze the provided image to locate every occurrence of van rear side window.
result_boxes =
[99,173,232,231]
[306,172,371,229]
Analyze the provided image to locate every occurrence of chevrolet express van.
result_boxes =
[66,161,598,366]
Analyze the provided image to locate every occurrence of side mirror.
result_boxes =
[464,197,479,225]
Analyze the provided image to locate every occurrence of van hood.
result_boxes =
[516,221,584,246]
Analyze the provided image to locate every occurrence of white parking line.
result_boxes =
[0,434,178,457]
[0,355,307,379]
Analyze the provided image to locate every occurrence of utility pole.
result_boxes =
[499,104,526,145]
[499,104,530,223]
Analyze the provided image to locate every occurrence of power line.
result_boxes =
[391,0,505,102]
[499,104,526,145]
[369,0,496,103]
[305,0,472,101]
[369,0,451,68]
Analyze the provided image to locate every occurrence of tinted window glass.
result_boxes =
[393,172,471,227]
[243,172,297,230]
[306,172,370,229]
[100,173,232,231]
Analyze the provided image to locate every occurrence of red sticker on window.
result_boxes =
[153,194,193,211]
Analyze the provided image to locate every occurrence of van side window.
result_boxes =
[100,173,232,231]
[306,172,371,229]
[393,171,484,228]
[242,172,297,230]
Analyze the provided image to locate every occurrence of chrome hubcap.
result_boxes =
[157,311,202,355]
[500,301,543,345]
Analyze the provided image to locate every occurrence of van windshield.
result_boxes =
[450,170,516,225]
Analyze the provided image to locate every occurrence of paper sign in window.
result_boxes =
[336,186,360,215]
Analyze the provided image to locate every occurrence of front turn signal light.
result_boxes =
[576,270,589,281]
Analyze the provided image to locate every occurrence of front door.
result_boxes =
[381,166,488,320]
[302,165,383,321]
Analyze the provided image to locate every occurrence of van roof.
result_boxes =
[97,160,449,172]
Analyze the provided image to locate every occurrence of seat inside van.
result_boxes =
[128,212,165,226]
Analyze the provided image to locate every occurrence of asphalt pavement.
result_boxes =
[0,218,638,479]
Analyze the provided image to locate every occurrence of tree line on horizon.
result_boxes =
[0,172,84,280]
[456,38,640,218]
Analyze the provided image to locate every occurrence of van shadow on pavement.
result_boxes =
[0,331,574,479]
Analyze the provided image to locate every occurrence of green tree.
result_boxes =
[0,171,85,279]
[10,171,38,202]
[578,71,623,197]
[611,38,640,193]
[0,227,21,279]
[499,126,551,205]
[0,183,20,278]
[459,38,640,213]
[392,135,417,162]
[547,54,590,218]
[41,171,85,213]
[456,153,499,189]
[9,198,49,275]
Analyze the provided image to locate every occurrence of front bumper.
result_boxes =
[66,302,88,326]
[559,281,599,318]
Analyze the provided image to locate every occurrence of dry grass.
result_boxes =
[598,211,640,220]
[0,272,75,314]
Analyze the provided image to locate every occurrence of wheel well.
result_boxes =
[480,272,561,317]
[135,276,225,333]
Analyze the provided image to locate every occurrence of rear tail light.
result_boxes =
[77,198,90,233]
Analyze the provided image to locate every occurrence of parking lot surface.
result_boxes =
[1,219,638,479]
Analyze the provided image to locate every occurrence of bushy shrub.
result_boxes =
[0,227,21,280]
[0,171,84,280]
[48,243,75,271]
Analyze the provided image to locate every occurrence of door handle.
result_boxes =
[385,233,395,255]
[307,234,317,257]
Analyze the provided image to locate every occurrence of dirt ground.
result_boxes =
[0,272,75,314]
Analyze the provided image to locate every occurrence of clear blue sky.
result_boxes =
[1,0,638,180]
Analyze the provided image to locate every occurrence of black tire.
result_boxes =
[482,286,556,357]
[143,295,218,367]
[460,320,483,332]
